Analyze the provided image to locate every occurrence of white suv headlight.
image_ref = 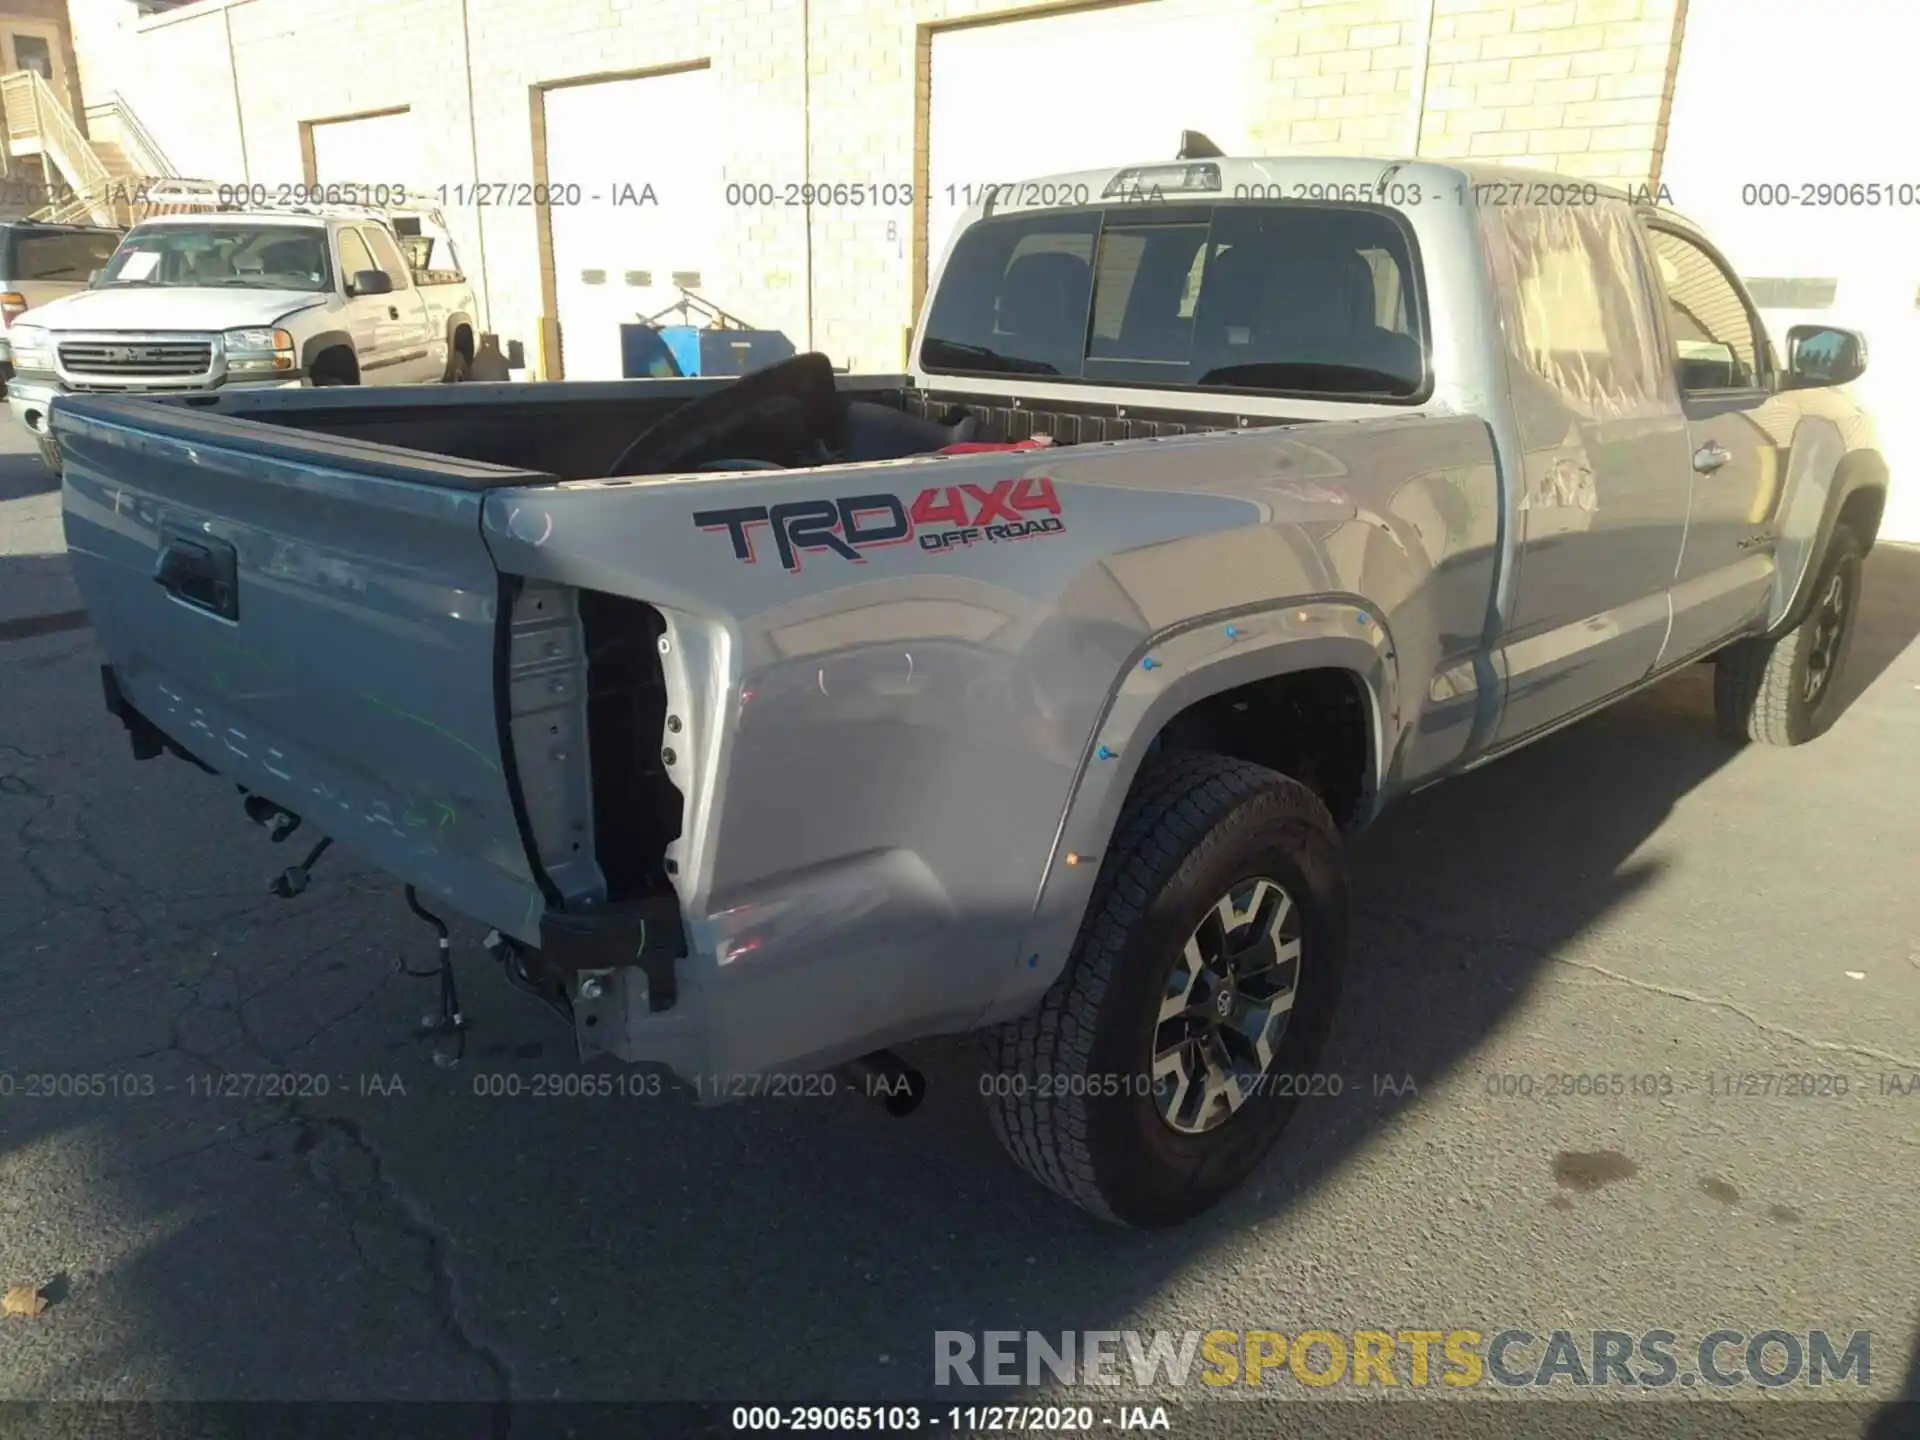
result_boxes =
[9,324,52,369]
[224,327,296,374]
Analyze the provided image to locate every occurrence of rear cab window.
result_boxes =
[921,199,1428,401]
[391,216,464,282]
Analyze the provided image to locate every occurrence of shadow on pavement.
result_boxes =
[0,544,1915,1405]
[0,443,56,504]
[1831,540,1920,714]
[0,554,85,640]
[1864,1317,1920,1437]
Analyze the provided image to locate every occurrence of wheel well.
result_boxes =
[310,345,358,384]
[1837,483,1885,551]
[1150,667,1373,828]
[453,323,474,359]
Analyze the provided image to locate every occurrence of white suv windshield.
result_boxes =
[99,225,333,292]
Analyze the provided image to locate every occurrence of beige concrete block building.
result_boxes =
[44,0,1920,538]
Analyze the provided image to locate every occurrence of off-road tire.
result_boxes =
[1714,525,1863,746]
[443,345,471,383]
[983,752,1348,1228]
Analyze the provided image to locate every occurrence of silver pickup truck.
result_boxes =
[53,154,1889,1229]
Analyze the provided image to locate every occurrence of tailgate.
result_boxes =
[54,395,556,942]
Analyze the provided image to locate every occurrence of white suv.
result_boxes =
[7,207,482,473]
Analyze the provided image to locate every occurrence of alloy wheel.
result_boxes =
[1803,566,1852,705]
[1151,877,1304,1135]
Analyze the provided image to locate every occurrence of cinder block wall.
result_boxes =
[69,0,1686,377]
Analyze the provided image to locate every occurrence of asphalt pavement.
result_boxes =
[1,423,1917,1432]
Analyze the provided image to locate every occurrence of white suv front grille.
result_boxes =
[59,340,215,379]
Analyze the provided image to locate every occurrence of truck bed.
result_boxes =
[52,352,1502,1080]
[134,360,1301,480]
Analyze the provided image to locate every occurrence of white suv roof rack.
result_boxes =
[137,178,450,229]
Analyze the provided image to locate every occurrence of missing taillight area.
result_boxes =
[577,588,685,903]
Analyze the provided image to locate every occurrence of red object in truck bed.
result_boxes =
[935,438,1055,455]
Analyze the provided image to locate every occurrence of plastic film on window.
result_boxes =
[1480,200,1672,420]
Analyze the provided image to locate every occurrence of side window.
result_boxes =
[13,231,90,281]
[1645,228,1762,392]
[1484,203,1668,419]
[336,227,378,288]
[84,232,122,271]
[363,226,414,290]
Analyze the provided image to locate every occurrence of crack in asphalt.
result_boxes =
[1,740,518,1420]
[114,981,519,1424]
[1362,902,1920,1071]
[1549,956,1920,1071]
[310,1111,516,1434]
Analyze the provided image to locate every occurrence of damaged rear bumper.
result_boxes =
[103,660,702,1069]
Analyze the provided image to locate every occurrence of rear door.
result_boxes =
[1640,221,1787,662]
[53,395,552,941]
[1483,203,1693,745]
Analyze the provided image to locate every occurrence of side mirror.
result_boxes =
[1785,324,1866,388]
[88,269,102,285]
[347,269,393,298]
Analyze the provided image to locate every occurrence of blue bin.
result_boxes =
[698,329,796,376]
[657,324,705,376]
[622,324,799,378]
[619,325,685,378]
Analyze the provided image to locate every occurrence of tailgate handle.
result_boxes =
[153,529,239,621]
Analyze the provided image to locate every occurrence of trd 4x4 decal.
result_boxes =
[694,477,1064,572]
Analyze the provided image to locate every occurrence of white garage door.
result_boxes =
[544,69,719,381]
[309,110,422,193]
[927,1,1258,278]
[1664,0,1920,542]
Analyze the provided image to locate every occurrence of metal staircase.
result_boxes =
[0,69,175,227]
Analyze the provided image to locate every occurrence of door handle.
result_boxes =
[388,305,400,320]
[1692,441,1732,474]
[153,526,239,621]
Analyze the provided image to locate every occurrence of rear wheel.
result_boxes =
[983,752,1348,1228]
[1714,525,1863,745]
[443,343,471,384]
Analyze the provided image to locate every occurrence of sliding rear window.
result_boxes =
[921,202,1427,401]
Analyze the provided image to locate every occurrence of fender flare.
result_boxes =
[1766,445,1888,640]
[300,330,358,376]
[978,601,1396,1022]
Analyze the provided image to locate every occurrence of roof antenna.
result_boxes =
[1177,130,1225,160]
